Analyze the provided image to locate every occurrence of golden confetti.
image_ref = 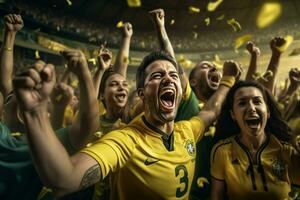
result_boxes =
[198,102,204,109]
[207,0,223,12]
[234,34,252,50]
[86,143,92,147]
[227,18,241,32]
[88,58,97,65]
[276,35,293,53]
[55,94,63,102]
[216,14,225,20]
[35,50,40,59]
[212,54,223,69]
[193,24,198,29]
[189,6,200,13]
[205,17,210,26]
[71,79,79,88]
[37,187,53,200]
[116,21,123,28]
[256,2,281,29]
[204,126,215,137]
[66,0,72,6]
[11,132,22,137]
[170,19,175,25]
[127,0,141,7]
[289,48,300,56]
[94,131,103,138]
[197,177,209,188]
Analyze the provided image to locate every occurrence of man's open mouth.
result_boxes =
[208,73,220,87]
[159,89,175,110]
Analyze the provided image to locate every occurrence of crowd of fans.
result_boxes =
[0,4,300,200]
[7,1,300,52]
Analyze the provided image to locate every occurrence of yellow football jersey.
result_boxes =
[81,115,205,200]
[211,134,300,200]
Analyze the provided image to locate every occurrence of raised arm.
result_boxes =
[197,61,242,132]
[280,68,300,110]
[261,37,285,93]
[61,50,99,150]
[149,8,188,91]
[13,61,101,197]
[245,41,260,81]
[94,45,112,98]
[0,14,23,99]
[114,23,132,78]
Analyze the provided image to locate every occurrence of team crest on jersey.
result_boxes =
[272,159,286,180]
[185,139,195,156]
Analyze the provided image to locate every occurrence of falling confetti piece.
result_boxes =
[216,14,225,20]
[198,102,204,109]
[189,6,200,13]
[71,80,79,88]
[205,17,210,26]
[204,126,215,137]
[116,21,123,28]
[66,0,72,6]
[227,18,242,32]
[170,19,175,25]
[11,132,22,137]
[234,34,252,50]
[35,50,40,59]
[127,0,141,7]
[88,58,97,65]
[197,177,209,188]
[212,54,223,69]
[94,131,103,138]
[207,0,223,12]
[289,48,300,56]
[276,35,293,53]
[193,24,198,29]
[256,2,281,29]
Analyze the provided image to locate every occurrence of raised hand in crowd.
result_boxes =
[60,49,99,149]
[94,44,112,97]
[262,37,286,93]
[114,22,133,77]
[0,14,24,100]
[245,41,260,81]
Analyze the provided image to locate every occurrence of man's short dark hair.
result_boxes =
[136,51,177,89]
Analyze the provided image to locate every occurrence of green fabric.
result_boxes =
[0,123,73,200]
[175,90,200,122]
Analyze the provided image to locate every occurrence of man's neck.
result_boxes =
[144,114,174,135]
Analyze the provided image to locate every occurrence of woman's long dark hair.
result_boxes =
[214,80,292,142]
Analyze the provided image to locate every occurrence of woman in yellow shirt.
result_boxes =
[211,80,300,200]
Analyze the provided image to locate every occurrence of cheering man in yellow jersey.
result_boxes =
[13,51,241,199]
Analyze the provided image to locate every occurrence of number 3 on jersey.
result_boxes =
[175,165,188,197]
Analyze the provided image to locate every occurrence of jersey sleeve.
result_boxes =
[210,142,226,181]
[80,128,137,180]
[187,117,206,142]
